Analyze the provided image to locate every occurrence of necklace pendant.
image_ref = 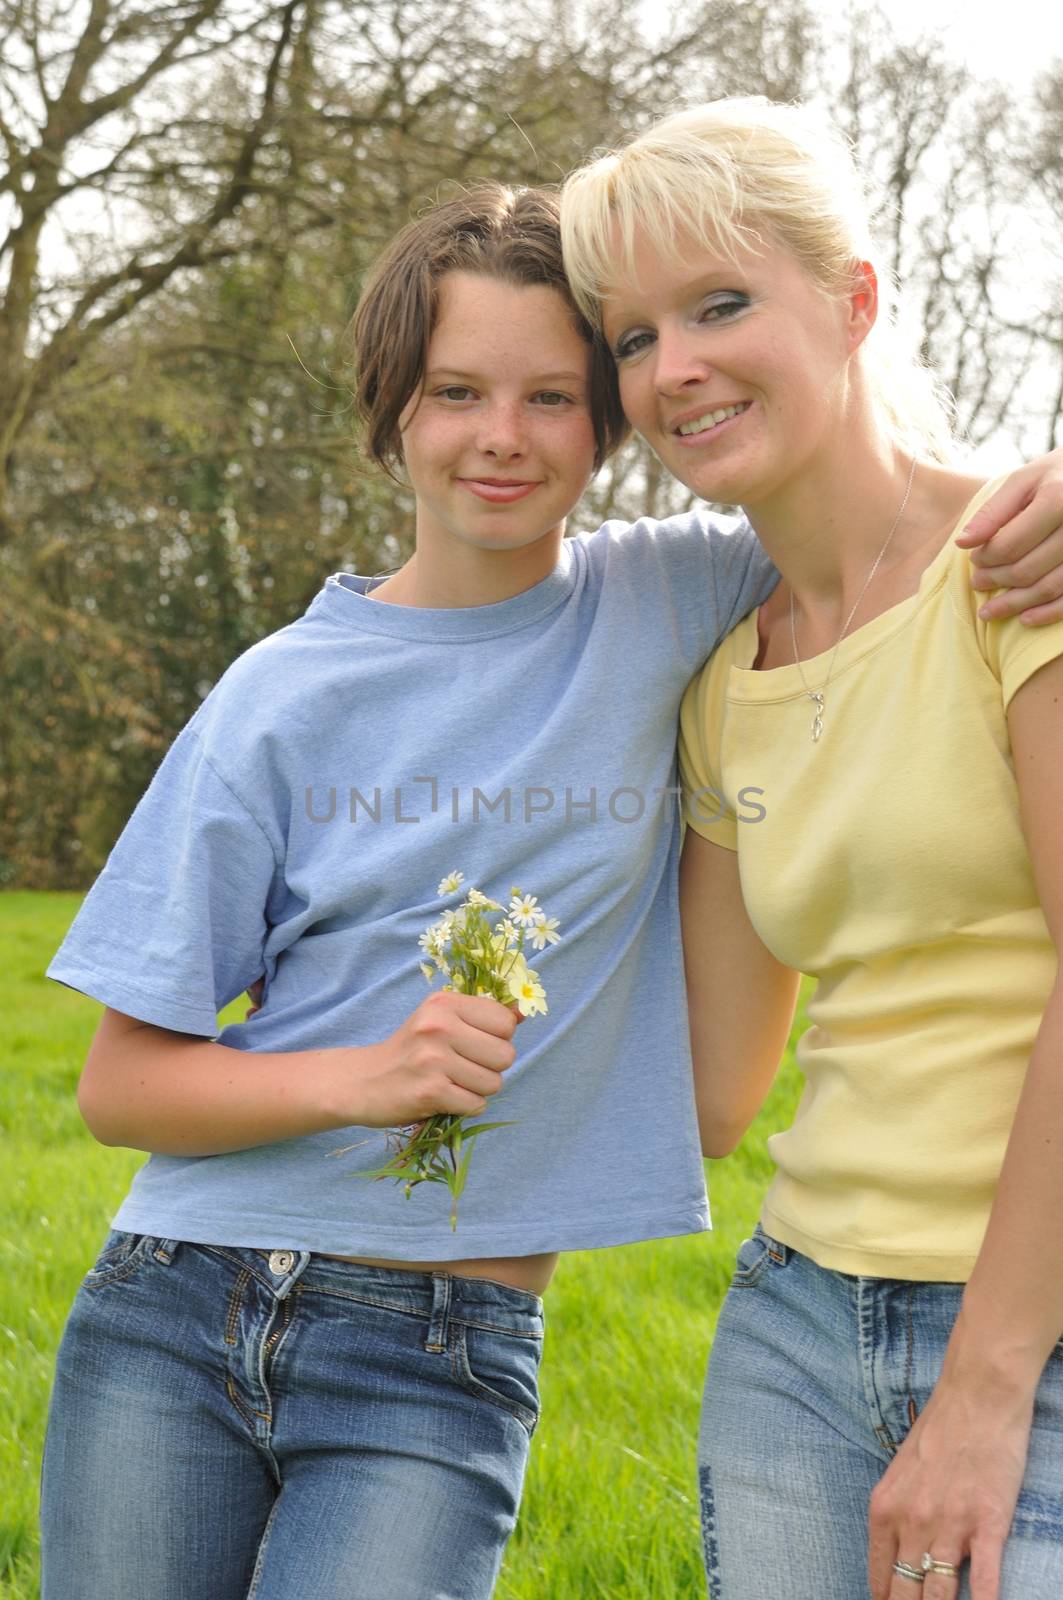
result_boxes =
[788,456,918,750]
[810,691,825,743]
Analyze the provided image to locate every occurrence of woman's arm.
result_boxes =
[869,652,1063,1600]
[679,830,800,1156]
[957,448,1063,624]
[77,991,519,1156]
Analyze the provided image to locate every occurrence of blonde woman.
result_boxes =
[562,101,1063,1600]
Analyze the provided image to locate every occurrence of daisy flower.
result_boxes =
[528,915,561,951]
[508,893,541,927]
[438,871,465,896]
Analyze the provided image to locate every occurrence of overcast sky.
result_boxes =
[640,0,1056,89]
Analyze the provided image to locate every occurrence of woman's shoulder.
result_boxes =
[935,466,990,512]
[882,466,988,618]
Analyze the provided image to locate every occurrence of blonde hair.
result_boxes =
[561,98,956,461]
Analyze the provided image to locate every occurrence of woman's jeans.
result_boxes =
[40,1233,544,1600]
[699,1229,1063,1599]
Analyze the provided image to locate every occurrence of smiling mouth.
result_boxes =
[674,402,751,438]
[460,479,540,502]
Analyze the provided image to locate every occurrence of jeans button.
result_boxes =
[268,1250,295,1275]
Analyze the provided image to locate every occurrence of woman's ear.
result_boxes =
[847,259,879,352]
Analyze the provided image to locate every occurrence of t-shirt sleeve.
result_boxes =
[953,477,1063,708]
[577,509,778,672]
[673,508,778,662]
[46,724,280,1036]
[678,652,739,850]
[976,605,1063,711]
[708,511,779,640]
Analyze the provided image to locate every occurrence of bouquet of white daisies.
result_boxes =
[371,872,560,1228]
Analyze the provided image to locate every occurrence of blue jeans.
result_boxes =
[699,1229,1063,1598]
[41,1233,544,1600]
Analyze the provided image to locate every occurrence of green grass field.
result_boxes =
[0,892,806,1599]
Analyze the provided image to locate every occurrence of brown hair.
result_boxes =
[347,183,629,477]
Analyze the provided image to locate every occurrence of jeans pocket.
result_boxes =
[451,1322,543,1434]
[730,1231,770,1288]
[730,1228,788,1289]
[83,1230,149,1289]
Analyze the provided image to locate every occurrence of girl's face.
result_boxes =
[400,272,597,562]
[599,231,874,512]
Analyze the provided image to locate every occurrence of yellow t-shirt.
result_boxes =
[679,486,1063,1281]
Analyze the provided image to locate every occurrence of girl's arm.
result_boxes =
[77,990,519,1156]
[679,829,800,1156]
[868,652,1063,1600]
[957,449,1063,625]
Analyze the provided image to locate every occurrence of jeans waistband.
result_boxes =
[137,1236,544,1334]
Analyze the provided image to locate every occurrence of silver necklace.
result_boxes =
[788,456,917,743]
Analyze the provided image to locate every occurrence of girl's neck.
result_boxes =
[368,527,566,609]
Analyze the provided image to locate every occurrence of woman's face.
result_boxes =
[400,272,597,561]
[599,230,873,511]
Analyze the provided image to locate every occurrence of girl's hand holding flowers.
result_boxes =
[346,874,561,1228]
[365,988,519,1128]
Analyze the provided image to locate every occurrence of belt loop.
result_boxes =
[424,1273,453,1353]
[152,1238,181,1265]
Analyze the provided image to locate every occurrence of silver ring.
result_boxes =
[922,1553,962,1578]
[893,1561,926,1584]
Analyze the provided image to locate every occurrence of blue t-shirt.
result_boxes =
[48,513,775,1257]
